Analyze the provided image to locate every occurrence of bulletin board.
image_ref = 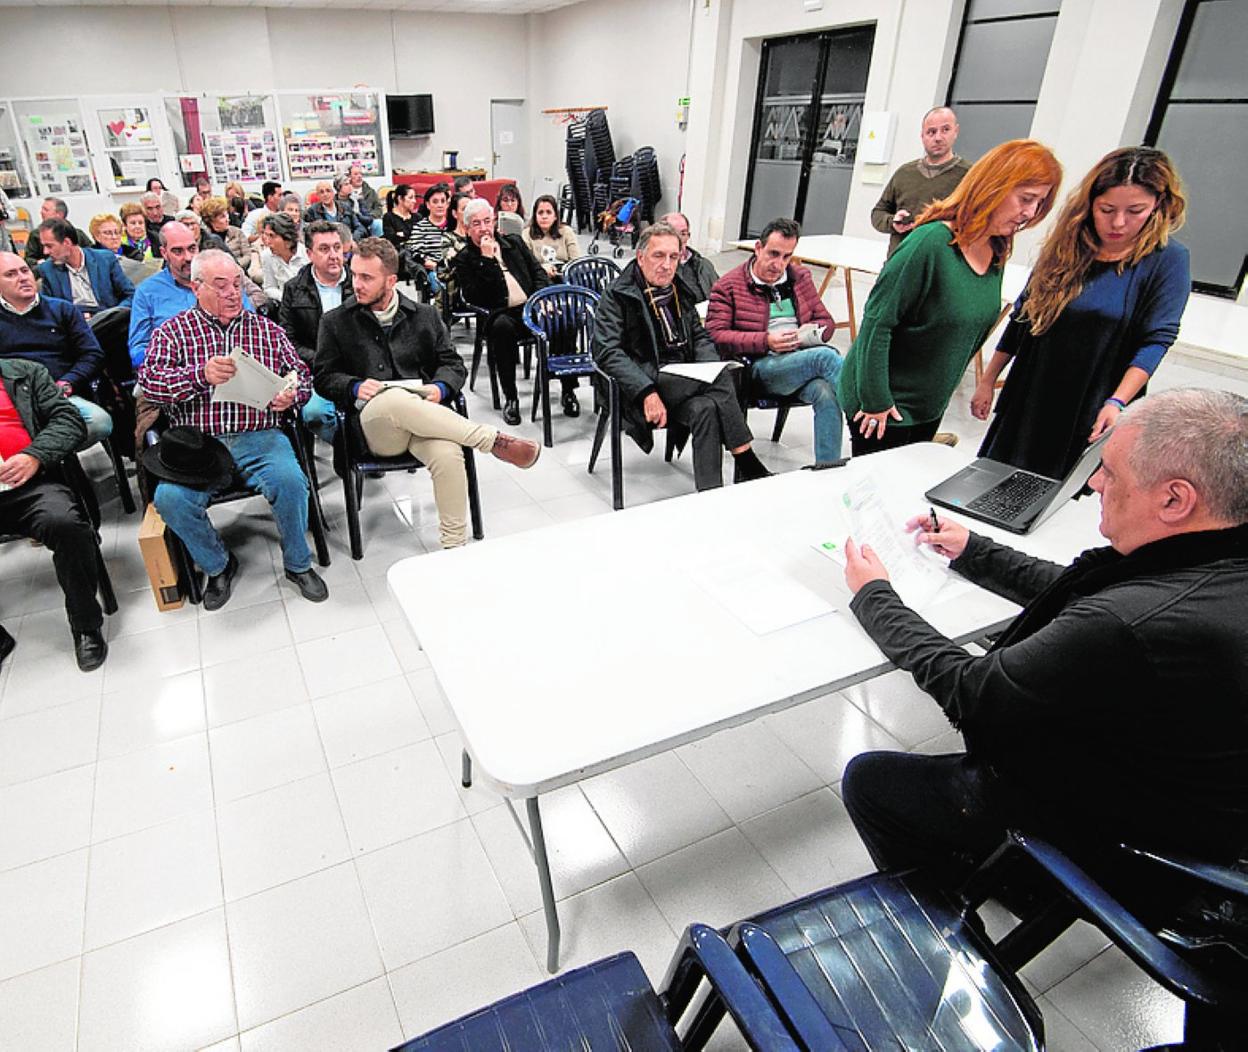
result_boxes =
[0,102,33,197]
[278,91,385,182]
[164,93,283,188]
[95,104,163,192]
[12,98,98,197]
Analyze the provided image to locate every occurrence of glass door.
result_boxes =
[741,25,876,238]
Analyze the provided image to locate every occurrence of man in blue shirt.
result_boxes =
[36,217,134,319]
[129,221,253,369]
[0,251,111,444]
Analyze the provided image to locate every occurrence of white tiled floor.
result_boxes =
[1,259,1237,1050]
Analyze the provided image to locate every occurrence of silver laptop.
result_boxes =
[925,430,1111,534]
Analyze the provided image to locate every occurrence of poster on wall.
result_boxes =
[21,113,97,196]
[279,91,384,180]
[97,106,162,190]
[202,129,282,186]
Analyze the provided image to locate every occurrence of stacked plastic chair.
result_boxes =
[631,146,663,222]
[564,120,592,232]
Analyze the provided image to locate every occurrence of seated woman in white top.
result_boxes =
[260,213,308,299]
[521,194,581,278]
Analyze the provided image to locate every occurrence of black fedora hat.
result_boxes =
[142,427,235,490]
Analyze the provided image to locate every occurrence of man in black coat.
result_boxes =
[280,221,355,442]
[0,358,107,671]
[313,238,540,549]
[840,387,1248,916]
[591,222,770,491]
[451,198,579,426]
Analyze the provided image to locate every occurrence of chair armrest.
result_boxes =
[451,392,469,418]
[661,923,803,1051]
[1122,845,1248,901]
[1009,830,1233,1010]
[733,923,851,1050]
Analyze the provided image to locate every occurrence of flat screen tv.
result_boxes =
[387,94,434,137]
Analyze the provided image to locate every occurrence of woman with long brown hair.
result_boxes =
[837,139,1062,455]
[973,147,1190,478]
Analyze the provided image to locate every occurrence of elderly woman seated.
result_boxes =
[118,202,154,260]
[260,213,308,299]
[279,192,303,229]
[90,213,144,262]
[176,209,228,254]
[199,195,254,273]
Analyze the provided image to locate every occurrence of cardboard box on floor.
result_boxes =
[138,504,185,611]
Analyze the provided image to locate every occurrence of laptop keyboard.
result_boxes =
[966,471,1055,519]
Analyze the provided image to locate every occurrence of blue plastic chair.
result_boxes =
[564,255,621,296]
[392,925,800,1052]
[725,868,1046,1051]
[692,830,1247,1051]
[522,285,600,448]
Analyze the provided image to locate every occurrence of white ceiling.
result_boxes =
[3,0,583,10]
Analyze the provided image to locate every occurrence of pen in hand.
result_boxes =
[929,506,941,532]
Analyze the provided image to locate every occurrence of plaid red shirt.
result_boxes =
[139,307,311,435]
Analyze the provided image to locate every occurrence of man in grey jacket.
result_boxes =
[839,388,1248,906]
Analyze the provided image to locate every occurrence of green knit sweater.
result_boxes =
[837,222,1003,427]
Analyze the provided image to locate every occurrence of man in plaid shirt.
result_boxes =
[140,249,328,610]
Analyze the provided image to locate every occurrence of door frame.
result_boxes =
[738,26,875,240]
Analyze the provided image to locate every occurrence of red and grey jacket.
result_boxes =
[705,258,836,359]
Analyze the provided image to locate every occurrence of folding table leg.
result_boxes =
[526,796,561,973]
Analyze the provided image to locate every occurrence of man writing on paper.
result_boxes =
[139,250,327,611]
[592,221,769,491]
[706,217,845,463]
[838,388,1248,914]
[315,238,540,550]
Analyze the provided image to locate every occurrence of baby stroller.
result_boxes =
[589,196,640,258]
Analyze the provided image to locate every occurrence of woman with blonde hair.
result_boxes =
[974,147,1189,477]
[89,212,143,261]
[838,139,1062,454]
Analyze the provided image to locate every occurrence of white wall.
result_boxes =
[1,0,1212,279]
[681,0,1197,265]
[524,0,692,220]
[0,5,525,221]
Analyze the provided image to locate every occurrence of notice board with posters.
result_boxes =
[278,91,385,182]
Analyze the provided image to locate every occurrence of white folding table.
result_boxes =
[388,444,1103,971]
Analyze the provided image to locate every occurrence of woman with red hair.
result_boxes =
[838,138,1062,455]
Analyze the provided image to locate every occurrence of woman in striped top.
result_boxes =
[400,182,453,296]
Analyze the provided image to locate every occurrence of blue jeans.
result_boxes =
[153,429,312,576]
[302,392,338,445]
[750,347,845,462]
[69,395,113,446]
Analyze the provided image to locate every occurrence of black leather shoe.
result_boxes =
[285,567,329,603]
[0,626,15,671]
[561,391,581,418]
[203,552,239,612]
[502,398,521,426]
[73,629,108,672]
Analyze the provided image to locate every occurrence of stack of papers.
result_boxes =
[211,348,298,411]
[813,478,950,610]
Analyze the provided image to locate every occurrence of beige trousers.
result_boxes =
[360,388,498,548]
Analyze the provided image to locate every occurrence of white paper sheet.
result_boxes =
[836,478,950,610]
[379,379,429,396]
[686,555,835,636]
[210,347,296,411]
[659,360,743,384]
